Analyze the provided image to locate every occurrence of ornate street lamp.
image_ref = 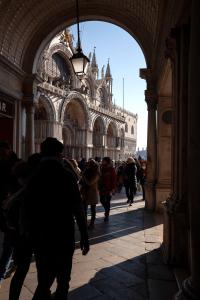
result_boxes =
[70,0,90,77]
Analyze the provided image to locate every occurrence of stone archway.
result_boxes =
[0,1,156,73]
[34,96,55,152]
[62,97,87,160]
[106,121,118,160]
[0,1,155,159]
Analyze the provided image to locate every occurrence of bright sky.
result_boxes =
[71,21,147,149]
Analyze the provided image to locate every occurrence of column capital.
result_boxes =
[22,99,35,118]
[140,68,157,92]
[140,68,152,80]
[145,90,158,111]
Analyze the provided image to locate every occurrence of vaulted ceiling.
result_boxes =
[0,0,171,72]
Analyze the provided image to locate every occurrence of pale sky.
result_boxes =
[71,21,147,149]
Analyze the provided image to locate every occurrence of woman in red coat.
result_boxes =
[99,157,117,222]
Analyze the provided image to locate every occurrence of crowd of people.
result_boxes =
[0,137,146,300]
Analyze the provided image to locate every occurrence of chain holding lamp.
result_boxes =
[70,0,90,77]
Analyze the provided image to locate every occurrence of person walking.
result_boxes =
[99,157,116,222]
[0,141,19,283]
[123,157,137,206]
[80,159,100,229]
[23,137,89,300]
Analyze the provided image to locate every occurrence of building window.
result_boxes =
[131,125,134,135]
[125,123,128,132]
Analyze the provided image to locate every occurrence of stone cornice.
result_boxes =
[0,54,25,79]
[124,137,136,143]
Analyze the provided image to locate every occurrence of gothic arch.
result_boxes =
[106,120,118,137]
[60,92,90,128]
[92,115,106,134]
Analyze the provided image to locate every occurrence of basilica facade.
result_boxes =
[31,29,137,161]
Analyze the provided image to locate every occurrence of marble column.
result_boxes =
[24,100,35,158]
[145,90,157,210]
[176,0,200,298]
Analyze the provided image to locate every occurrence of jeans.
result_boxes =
[0,230,16,281]
[100,194,111,217]
[33,247,74,300]
[9,237,33,300]
[84,204,96,224]
[125,184,136,203]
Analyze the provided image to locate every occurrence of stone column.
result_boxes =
[24,100,35,157]
[176,1,200,299]
[156,96,172,212]
[162,25,190,267]
[145,90,157,210]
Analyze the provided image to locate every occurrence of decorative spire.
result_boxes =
[91,46,97,68]
[105,58,112,79]
[88,52,92,61]
[91,46,98,79]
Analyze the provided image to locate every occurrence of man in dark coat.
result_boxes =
[24,137,89,300]
[123,157,137,205]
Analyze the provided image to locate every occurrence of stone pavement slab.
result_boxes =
[0,192,178,299]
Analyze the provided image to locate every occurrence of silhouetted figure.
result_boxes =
[0,141,18,282]
[8,153,41,300]
[24,138,89,300]
[99,157,116,222]
[80,159,100,229]
[137,159,147,200]
[116,161,126,193]
[123,157,137,205]
[78,158,87,172]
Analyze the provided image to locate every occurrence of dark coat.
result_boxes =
[99,165,117,196]
[123,163,137,189]
[24,158,88,253]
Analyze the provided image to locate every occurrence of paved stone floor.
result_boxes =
[0,192,178,299]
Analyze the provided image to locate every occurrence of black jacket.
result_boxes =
[24,158,88,252]
[123,163,137,188]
